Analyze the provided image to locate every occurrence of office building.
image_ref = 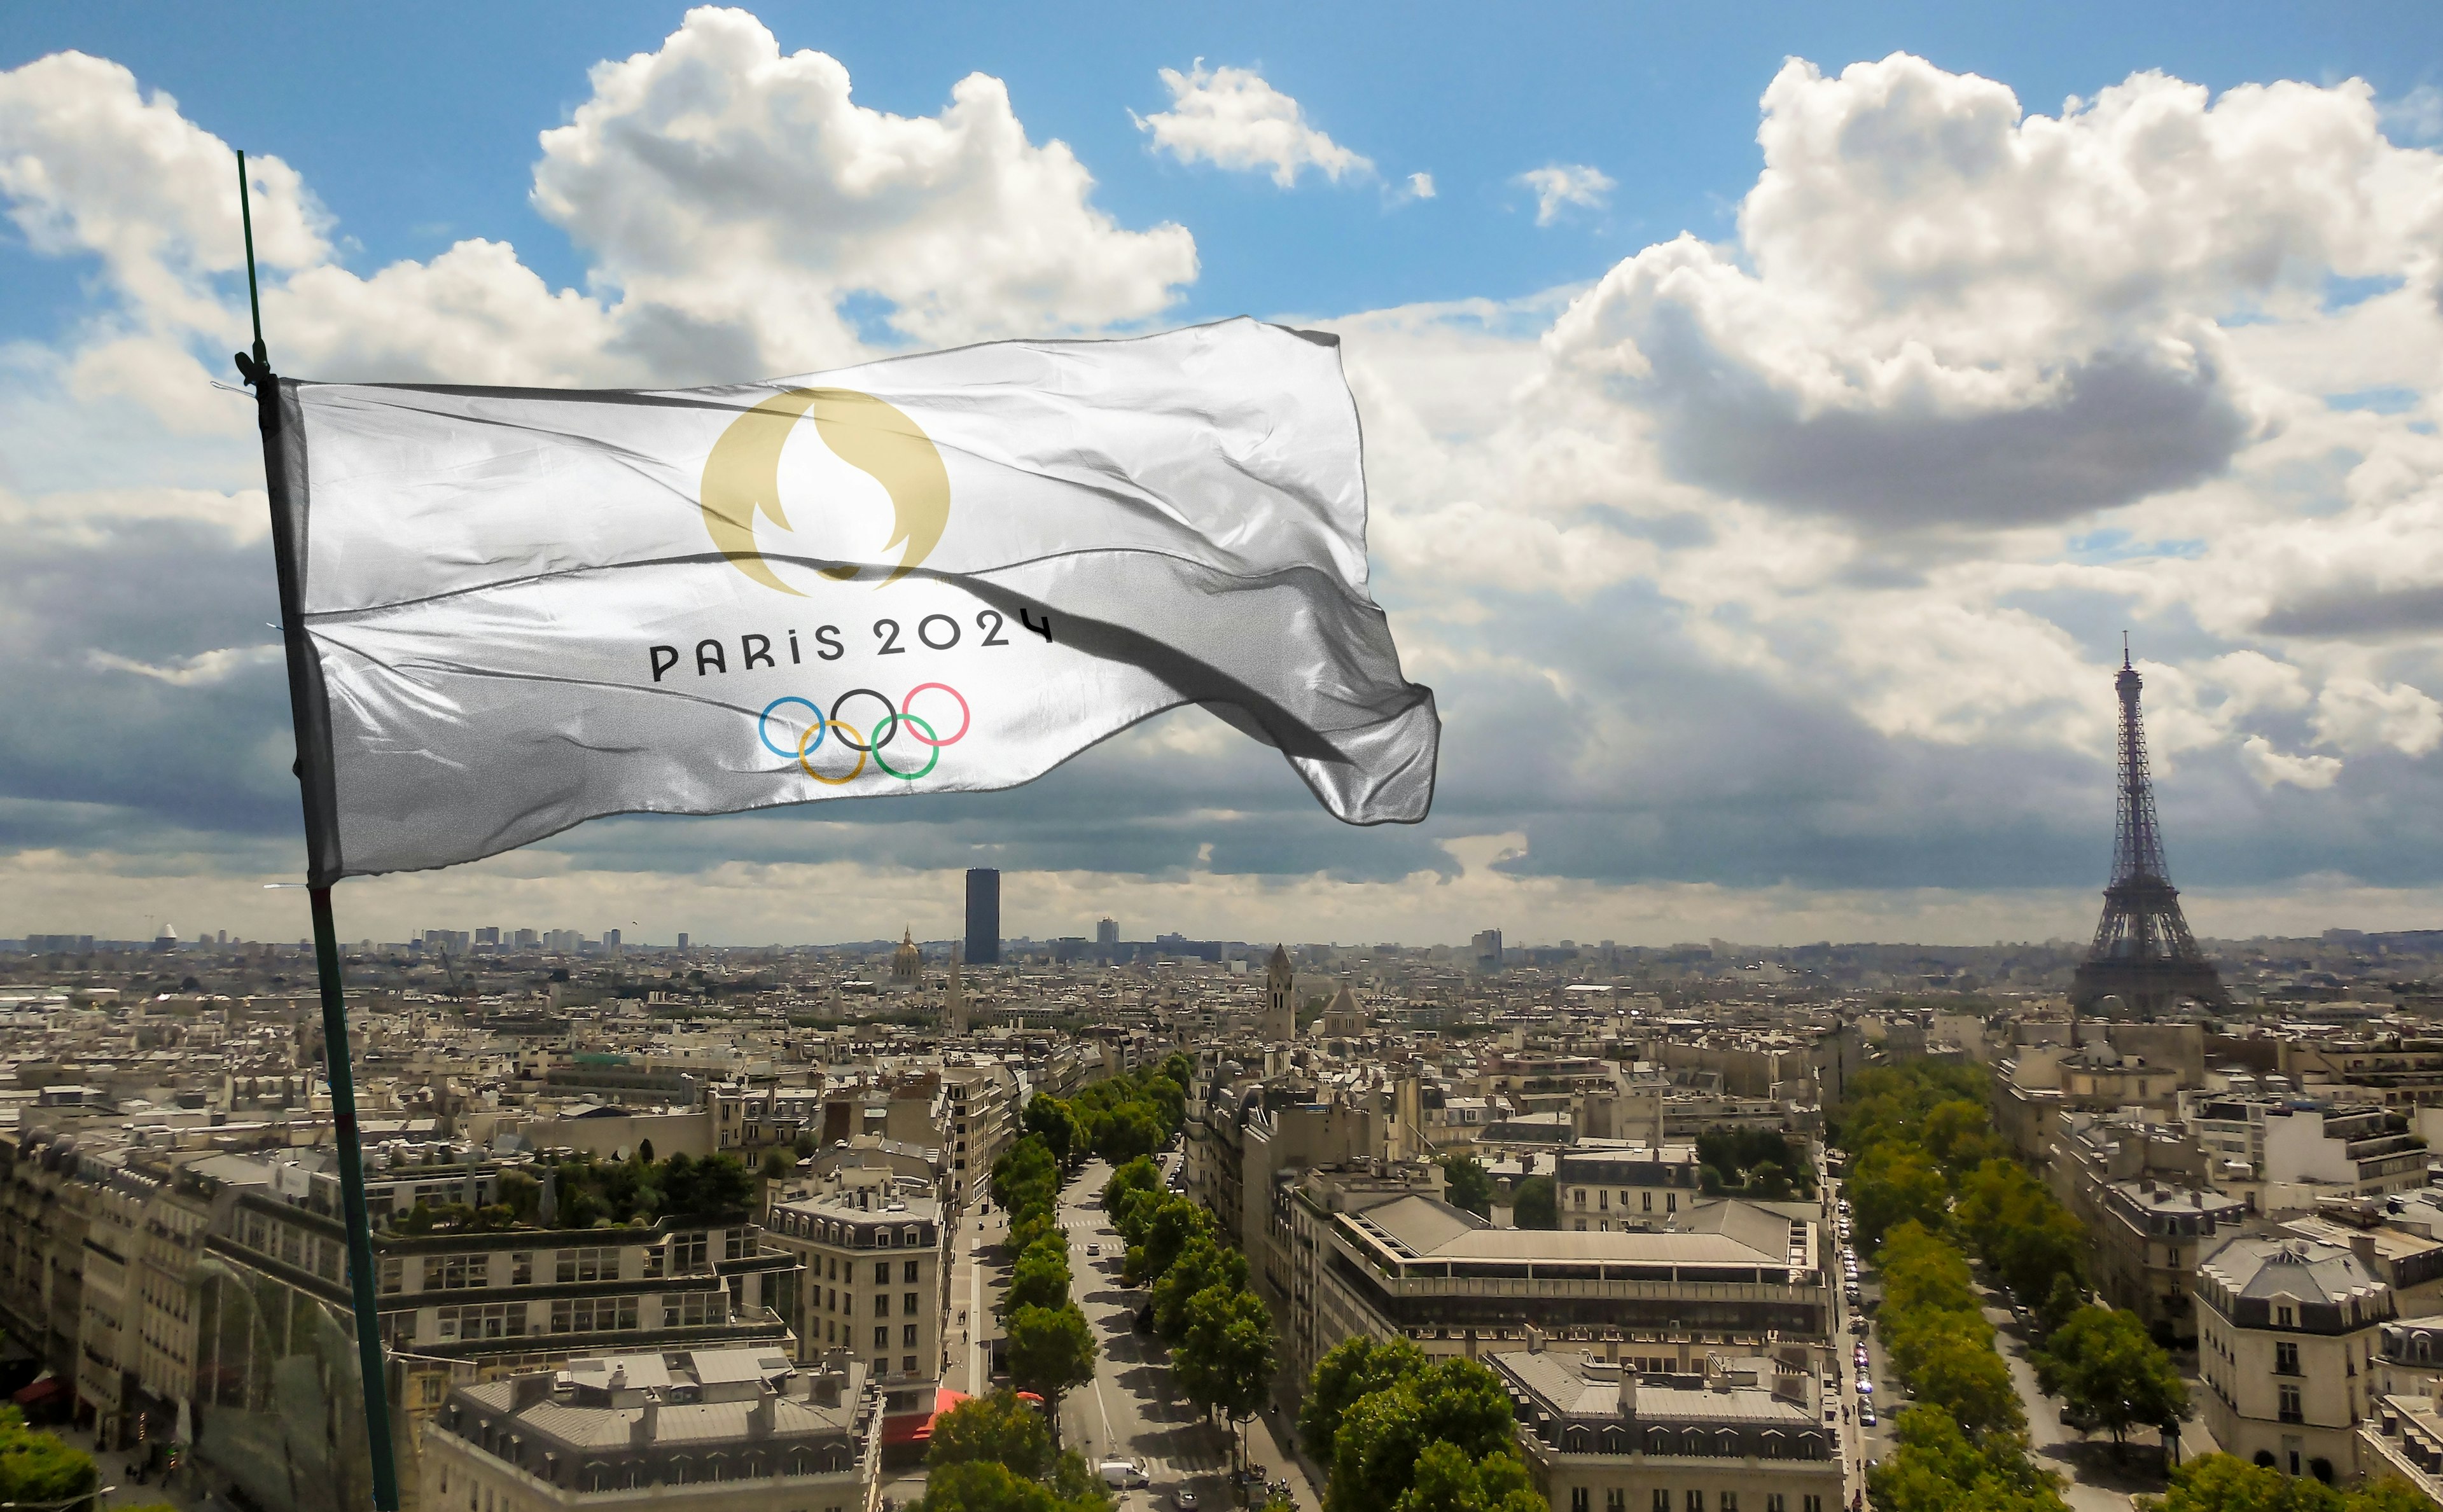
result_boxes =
[1097,917,1120,948]
[964,869,1000,966]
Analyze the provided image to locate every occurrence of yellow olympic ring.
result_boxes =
[800,718,866,786]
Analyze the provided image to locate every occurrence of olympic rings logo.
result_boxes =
[758,683,971,786]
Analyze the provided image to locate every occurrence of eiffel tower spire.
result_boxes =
[2071,639,2227,1016]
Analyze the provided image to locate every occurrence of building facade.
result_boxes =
[2195,1235,2395,1482]
[1493,1349,1841,1512]
[762,1192,947,1384]
[421,1349,879,1512]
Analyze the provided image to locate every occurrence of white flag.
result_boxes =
[269,318,1437,881]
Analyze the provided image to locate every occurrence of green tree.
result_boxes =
[2038,1273,2087,1336]
[1006,1304,1098,1432]
[1390,1441,1545,1512]
[1153,1236,1251,1342]
[1301,1336,1428,1463]
[1912,1324,2028,1436]
[1122,1193,1214,1287]
[1096,1104,1166,1165]
[1008,1243,1075,1314]
[928,1390,1055,1479]
[1174,1285,1276,1444]
[760,1146,797,1189]
[1851,1146,1952,1251]
[1026,1094,1079,1166]
[1101,1156,1160,1217]
[2134,1452,2362,1512]
[0,1407,98,1503]
[920,1460,1064,1512]
[1326,1359,1519,1512]
[2037,1305,2189,1453]
[1869,1405,2067,1512]
[1437,1155,1493,1218]
[1511,1176,1557,1230]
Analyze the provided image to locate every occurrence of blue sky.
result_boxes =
[10,3,2441,342]
[6,4,2443,947]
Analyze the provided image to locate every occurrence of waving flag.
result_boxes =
[266,318,1437,882]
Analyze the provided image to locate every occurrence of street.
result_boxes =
[1055,1153,1320,1512]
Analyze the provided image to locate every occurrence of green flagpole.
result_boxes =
[232,148,403,1512]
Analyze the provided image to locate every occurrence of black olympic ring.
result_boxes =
[828,688,900,753]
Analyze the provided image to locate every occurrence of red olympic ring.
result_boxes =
[901,683,971,747]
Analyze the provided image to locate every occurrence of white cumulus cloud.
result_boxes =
[1134,61,1372,187]
[1518,163,1614,225]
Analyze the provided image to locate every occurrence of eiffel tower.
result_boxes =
[2071,640,2228,1016]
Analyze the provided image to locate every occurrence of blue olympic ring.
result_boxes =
[758,696,825,759]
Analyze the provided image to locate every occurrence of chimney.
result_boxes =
[512,1372,552,1411]
[1526,1325,1545,1354]
[812,1368,844,1408]
[1618,1367,1638,1419]
[2352,1233,2381,1276]
[748,1385,776,1437]
[631,1398,659,1447]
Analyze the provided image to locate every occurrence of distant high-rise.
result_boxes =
[965,869,1001,966]
[676,931,690,952]
[604,927,622,955]
[2071,642,2227,1017]
[1471,929,1504,972]
[1096,917,1120,947]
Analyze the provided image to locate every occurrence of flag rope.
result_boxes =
[233,147,403,1512]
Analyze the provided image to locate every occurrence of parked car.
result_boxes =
[1100,1462,1150,1490]
[1849,1317,1868,1335]
[1174,1492,1199,1511]
[1860,1403,1877,1427]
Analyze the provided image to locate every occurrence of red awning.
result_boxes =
[11,1375,66,1406]
[889,1387,974,1447]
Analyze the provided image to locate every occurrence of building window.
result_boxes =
[426,1255,490,1290]
[875,1327,889,1349]
[904,1324,919,1347]
[2276,1342,2299,1375]
[1766,1499,1785,1512]
[555,1248,616,1284]
[1721,1497,1737,1512]
[875,1261,891,1284]
[904,1354,919,1375]
[1652,1495,1669,1512]
[380,1258,403,1294]
[1572,1490,1589,1512]
[1685,1494,1702,1512]
[2278,1306,2295,1328]
[905,1292,919,1315]
[904,1261,921,1284]
[1803,1500,1822,1512]
[877,1294,891,1317]
[511,1252,532,1286]
[2279,1384,2303,1423]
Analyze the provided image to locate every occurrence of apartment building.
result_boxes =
[2191,1097,2428,1216]
[2048,1114,2245,1345]
[1284,1170,1827,1387]
[762,1191,948,1382]
[421,1349,879,1512]
[1493,1349,1841,1512]
[2195,1235,2395,1483]
[1555,1145,1703,1230]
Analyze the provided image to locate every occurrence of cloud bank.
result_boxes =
[6,26,2443,945]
